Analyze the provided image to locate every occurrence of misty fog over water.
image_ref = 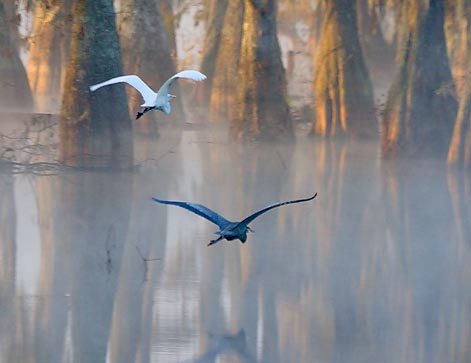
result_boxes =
[1,121,470,363]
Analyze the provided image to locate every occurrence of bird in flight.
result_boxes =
[89,70,207,119]
[152,193,317,246]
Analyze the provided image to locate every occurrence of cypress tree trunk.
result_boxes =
[231,0,293,141]
[60,0,133,168]
[448,55,471,168]
[312,0,376,138]
[27,0,72,113]
[116,0,183,133]
[208,0,244,122]
[445,0,471,96]
[357,0,395,94]
[3,2,20,47]
[61,172,131,362]
[0,0,33,111]
[198,0,229,108]
[307,3,325,65]
[160,0,177,56]
[381,0,457,158]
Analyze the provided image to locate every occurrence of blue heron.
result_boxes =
[89,70,207,119]
[152,193,317,246]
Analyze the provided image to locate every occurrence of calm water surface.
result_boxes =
[1,123,470,363]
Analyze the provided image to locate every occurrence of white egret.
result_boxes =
[152,193,317,246]
[89,70,207,119]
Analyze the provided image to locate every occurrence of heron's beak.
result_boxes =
[170,94,177,98]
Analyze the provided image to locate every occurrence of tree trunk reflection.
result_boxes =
[61,171,132,361]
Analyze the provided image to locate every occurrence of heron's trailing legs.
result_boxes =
[208,235,224,246]
[136,107,155,120]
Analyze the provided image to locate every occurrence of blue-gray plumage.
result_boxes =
[151,193,317,246]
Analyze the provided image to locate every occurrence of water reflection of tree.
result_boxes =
[445,170,471,363]
[277,139,470,363]
[379,160,460,363]
[279,139,380,362]
[60,171,132,361]
[159,135,295,362]
[212,141,294,362]
[183,329,254,363]
[109,137,171,363]
[0,170,17,360]
[32,176,69,363]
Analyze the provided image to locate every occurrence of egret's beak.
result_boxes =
[170,94,177,99]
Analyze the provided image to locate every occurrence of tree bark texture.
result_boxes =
[116,0,183,132]
[27,0,72,113]
[312,0,376,138]
[445,0,471,96]
[357,0,395,93]
[381,0,457,158]
[160,0,177,57]
[231,0,293,141]
[198,0,228,108]
[448,54,471,168]
[0,0,33,111]
[60,0,133,168]
[208,0,244,122]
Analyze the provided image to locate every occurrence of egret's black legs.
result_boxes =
[136,107,154,120]
[208,235,224,246]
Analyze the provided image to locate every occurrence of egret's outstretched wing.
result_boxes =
[156,70,207,97]
[152,198,231,229]
[90,75,157,106]
[237,194,317,228]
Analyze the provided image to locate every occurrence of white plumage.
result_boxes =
[89,70,207,119]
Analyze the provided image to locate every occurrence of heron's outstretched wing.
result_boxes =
[156,70,207,97]
[90,75,157,106]
[152,198,231,229]
[237,194,317,228]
